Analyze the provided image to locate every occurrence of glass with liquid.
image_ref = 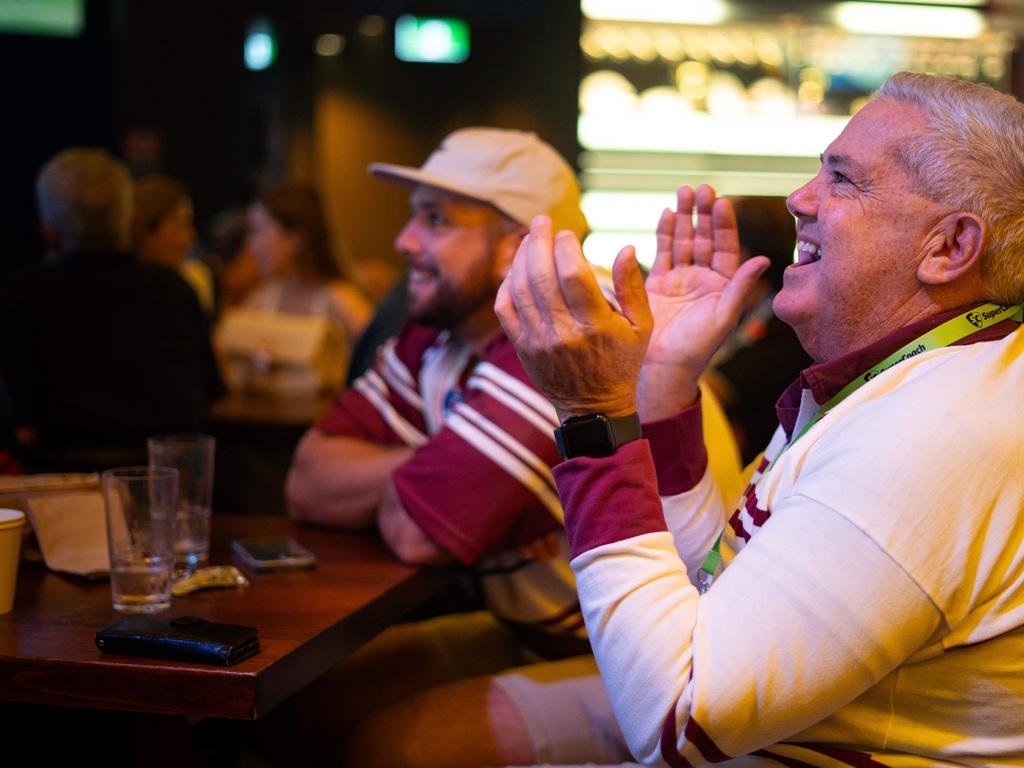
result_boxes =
[102,467,178,613]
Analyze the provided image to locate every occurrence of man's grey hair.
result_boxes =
[36,148,133,253]
[875,72,1024,304]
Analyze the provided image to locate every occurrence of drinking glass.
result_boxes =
[102,467,178,613]
[147,433,215,573]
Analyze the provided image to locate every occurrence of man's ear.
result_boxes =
[917,211,985,287]
[494,225,529,282]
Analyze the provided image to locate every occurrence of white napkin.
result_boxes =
[23,491,109,578]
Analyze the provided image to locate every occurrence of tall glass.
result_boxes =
[102,467,178,613]
[147,433,215,573]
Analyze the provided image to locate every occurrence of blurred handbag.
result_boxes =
[214,308,348,397]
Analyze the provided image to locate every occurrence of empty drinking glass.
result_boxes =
[147,433,215,573]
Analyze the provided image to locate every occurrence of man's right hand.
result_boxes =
[639,185,769,422]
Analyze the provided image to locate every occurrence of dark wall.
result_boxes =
[119,1,245,229]
[284,0,581,160]
[0,0,582,276]
[0,0,119,273]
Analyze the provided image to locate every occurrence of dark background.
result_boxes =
[0,0,582,279]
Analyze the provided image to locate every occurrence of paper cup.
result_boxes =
[0,508,25,614]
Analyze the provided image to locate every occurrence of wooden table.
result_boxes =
[0,515,453,763]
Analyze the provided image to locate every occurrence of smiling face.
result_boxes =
[773,98,954,363]
[394,186,519,334]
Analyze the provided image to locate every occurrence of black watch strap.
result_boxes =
[554,412,642,459]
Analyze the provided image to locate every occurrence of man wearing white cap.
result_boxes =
[286,128,739,766]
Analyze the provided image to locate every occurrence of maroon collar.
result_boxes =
[775,303,1019,439]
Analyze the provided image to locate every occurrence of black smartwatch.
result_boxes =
[554,412,642,459]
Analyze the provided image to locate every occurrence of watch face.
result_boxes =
[558,414,615,458]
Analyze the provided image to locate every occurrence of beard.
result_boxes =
[407,273,496,329]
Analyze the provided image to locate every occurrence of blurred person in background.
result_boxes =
[209,204,261,310]
[243,183,372,345]
[133,173,215,315]
[0,148,223,470]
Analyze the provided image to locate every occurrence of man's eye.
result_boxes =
[426,212,446,228]
[831,171,852,184]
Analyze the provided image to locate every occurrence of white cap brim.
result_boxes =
[367,162,526,226]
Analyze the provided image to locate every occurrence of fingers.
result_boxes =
[658,186,729,273]
[692,184,715,267]
[611,245,653,335]
[505,220,549,338]
[718,256,770,326]
[652,207,675,275]
[510,216,612,333]
[672,186,695,267]
[553,230,610,323]
[710,196,741,276]
[494,276,522,342]
[521,216,561,324]
[656,184,741,278]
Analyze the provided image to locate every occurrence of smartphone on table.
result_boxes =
[231,537,317,572]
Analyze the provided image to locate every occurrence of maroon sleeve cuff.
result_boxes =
[641,398,707,496]
[554,439,667,559]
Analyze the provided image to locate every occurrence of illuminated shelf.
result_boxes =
[576,6,1015,266]
[579,111,850,157]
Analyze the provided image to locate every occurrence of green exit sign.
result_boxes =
[0,0,83,37]
[394,15,469,64]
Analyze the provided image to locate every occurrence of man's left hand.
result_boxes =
[495,216,652,422]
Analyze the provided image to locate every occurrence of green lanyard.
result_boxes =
[695,302,1023,595]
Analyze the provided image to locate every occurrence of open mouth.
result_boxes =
[794,239,821,267]
[408,266,438,285]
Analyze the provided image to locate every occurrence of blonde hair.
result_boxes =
[876,72,1024,304]
[36,148,133,252]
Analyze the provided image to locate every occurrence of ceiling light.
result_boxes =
[581,0,728,26]
[834,3,985,39]
[860,0,984,5]
[314,34,345,57]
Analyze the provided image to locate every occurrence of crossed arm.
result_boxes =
[286,430,449,564]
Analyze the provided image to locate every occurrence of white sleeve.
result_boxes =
[660,470,726,586]
[571,496,941,765]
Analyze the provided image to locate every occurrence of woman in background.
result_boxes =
[134,174,215,315]
[244,183,372,344]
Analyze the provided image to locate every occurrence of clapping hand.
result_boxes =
[495,216,652,422]
[639,185,769,421]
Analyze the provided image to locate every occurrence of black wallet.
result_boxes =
[95,615,260,666]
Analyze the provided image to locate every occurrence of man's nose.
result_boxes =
[786,176,817,219]
[394,220,419,256]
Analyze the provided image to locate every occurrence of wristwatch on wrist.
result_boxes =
[554,412,642,459]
